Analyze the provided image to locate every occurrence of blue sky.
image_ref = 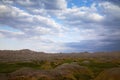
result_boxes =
[0,0,120,53]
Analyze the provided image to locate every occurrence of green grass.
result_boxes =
[63,59,74,63]
[0,62,42,73]
[79,61,120,76]
[0,59,119,76]
[0,63,19,73]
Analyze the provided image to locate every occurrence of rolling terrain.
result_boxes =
[0,49,120,80]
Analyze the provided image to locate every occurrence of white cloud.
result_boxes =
[2,0,67,10]
[99,2,120,22]
[0,30,25,39]
[0,0,120,52]
[0,4,63,40]
[87,13,104,22]
[57,5,104,26]
[53,1,120,43]
[0,33,4,38]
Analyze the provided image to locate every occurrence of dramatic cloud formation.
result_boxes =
[0,0,120,52]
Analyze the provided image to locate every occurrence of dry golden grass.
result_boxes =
[8,63,93,80]
[0,50,120,80]
[94,68,120,80]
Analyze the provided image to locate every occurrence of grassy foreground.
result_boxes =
[0,50,120,80]
[0,58,120,80]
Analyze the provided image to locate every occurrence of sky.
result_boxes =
[0,0,120,53]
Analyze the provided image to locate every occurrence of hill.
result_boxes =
[0,49,120,80]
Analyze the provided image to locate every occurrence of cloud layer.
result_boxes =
[0,0,120,52]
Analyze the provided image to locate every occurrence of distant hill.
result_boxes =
[0,49,120,62]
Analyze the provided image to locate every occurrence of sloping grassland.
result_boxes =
[0,50,120,80]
